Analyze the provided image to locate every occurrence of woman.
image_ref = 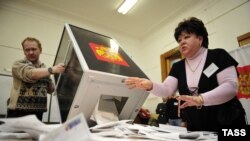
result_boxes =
[124,17,246,131]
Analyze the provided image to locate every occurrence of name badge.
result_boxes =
[174,102,178,106]
[203,63,219,78]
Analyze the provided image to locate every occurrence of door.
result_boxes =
[160,47,182,81]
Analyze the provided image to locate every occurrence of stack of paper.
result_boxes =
[0,114,218,141]
[0,115,60,140]
[90,121,186,140]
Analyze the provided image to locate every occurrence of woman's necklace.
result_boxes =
[186,55,204,73]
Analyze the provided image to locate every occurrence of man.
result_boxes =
[7,37,65,121]
[165,95,184,126]
[156,97,168,124]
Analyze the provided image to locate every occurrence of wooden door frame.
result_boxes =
[160,47,182,81]
[237,32,250,47]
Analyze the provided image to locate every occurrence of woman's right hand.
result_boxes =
[123,77,153,90]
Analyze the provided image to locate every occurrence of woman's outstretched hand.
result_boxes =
[123,77,153,90]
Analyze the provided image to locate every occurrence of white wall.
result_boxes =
[0,0,141,75]
[0,75,12,116]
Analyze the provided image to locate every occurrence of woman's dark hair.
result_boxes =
[174,17,209,48]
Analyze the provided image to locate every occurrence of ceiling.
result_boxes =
[29,0,202,39]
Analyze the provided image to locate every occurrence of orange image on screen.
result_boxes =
[89,42,129,67]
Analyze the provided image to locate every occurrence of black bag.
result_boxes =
[217,97,246,125]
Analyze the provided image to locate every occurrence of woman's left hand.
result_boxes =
[177,95,204,109]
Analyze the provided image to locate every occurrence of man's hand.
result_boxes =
[52,63,65,74]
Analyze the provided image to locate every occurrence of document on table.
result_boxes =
[0,115,60,140]
[91,122,183,140]
[157,124,187,133]
[40,114,90,141]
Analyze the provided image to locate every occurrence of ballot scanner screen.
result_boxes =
[69,24,147,78]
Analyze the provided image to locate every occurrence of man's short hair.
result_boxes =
[21,37,42,50]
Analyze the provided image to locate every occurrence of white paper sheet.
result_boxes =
[0,115,60,140]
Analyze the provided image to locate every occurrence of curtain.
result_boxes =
[229,44,250,124]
